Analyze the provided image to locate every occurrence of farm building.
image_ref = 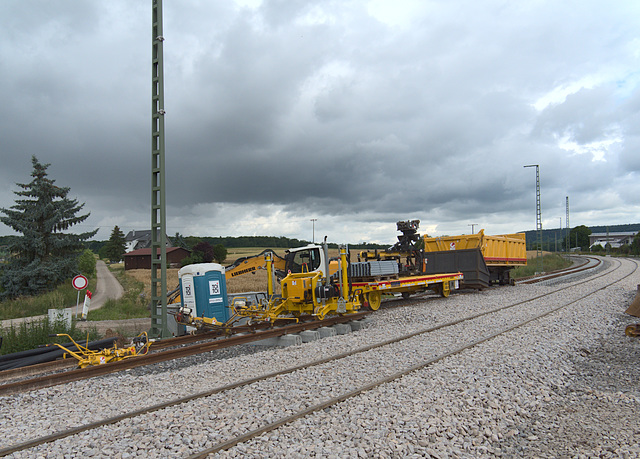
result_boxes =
[124,230,172,253]
[124,247,190,270]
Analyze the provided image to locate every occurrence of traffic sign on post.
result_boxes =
[72,275,88,290]
[72,275,88,318]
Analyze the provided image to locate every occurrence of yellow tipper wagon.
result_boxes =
[423,230,527,287]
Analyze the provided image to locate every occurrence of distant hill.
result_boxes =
[585,223,640,234]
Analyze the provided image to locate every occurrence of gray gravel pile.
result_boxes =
[1,257,639,458]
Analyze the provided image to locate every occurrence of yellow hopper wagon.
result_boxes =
[423,230,527,287]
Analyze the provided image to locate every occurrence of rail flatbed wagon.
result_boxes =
[351,271,463,310]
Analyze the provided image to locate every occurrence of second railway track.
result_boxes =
[1,256,636,457]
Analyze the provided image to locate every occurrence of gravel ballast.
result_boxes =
[1,256,639,458]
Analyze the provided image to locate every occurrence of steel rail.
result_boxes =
[517,255,600,284]
[189,258,638,457]
[0,256,592,383]
[0,327,239,384]
[0,358,75,385]
[0,312,369,397]
[2,258,634,457]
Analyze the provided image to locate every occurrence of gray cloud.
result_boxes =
[1,0,639,243]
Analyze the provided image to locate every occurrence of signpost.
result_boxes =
[72,275,88,318]
[82,290,92,321]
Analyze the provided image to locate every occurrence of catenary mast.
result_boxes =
[149,0,170,338]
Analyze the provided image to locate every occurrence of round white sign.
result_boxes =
[72,275,88,290]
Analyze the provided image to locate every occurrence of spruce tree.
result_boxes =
[104,225,127,262]
[0,156,97,297]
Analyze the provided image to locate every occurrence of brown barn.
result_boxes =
[124,247,191,270]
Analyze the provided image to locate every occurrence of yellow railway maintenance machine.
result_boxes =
[176,241,463,332]
[48,333,153,368]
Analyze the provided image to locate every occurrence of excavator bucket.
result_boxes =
[625,285,640,318]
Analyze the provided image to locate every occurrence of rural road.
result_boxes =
[89,260,124,311]
[0,260,125,329]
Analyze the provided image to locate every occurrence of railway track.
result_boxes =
[0,313,370,396]
[516,255,600,284]
[1,256,635,457]
[0,255,597,388]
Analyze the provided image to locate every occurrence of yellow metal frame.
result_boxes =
[49,332,153,368]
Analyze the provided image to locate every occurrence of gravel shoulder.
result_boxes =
[503,311,640,457]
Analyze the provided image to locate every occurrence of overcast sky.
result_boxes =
[1,0,639,245]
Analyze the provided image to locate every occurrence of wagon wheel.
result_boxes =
[367,291,382,311]
[434,283,450,298]
[625,324,640,337]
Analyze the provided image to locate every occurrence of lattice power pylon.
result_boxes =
[524,165,543,273]
[149,0,170,338]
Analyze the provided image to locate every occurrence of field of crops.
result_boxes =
[124,247,295,297]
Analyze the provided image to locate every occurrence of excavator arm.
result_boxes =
[168,245,324,307]
[224,249,288,281]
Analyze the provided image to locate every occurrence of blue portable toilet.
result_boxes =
[178,263,230,323]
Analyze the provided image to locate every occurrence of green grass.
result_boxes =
[511,254,572,279]
[0,263,146,355]
[0,278,97,320]
[0,316,99,356]
[84,265,150,321]
[87,294,149,320]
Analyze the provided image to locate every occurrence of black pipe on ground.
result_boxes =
[0,337,118,371]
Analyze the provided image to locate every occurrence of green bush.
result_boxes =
[78,249,97,277]
[0,277,97,321]
[0,316,99,355]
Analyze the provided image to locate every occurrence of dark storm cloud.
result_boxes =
[1,0,639,242]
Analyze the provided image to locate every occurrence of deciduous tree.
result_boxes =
[564,225,591,251]
[632,232,640,256]
[78,249,97,277]
[212,244,228,264]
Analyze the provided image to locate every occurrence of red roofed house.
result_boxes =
[124,247,191,270]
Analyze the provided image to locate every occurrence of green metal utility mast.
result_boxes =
[524,164,543,273]
[149,0,171,338]
[565,196,570,252]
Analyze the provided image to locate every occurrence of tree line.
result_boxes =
[524,225,640,254]
[81,233,390,264]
